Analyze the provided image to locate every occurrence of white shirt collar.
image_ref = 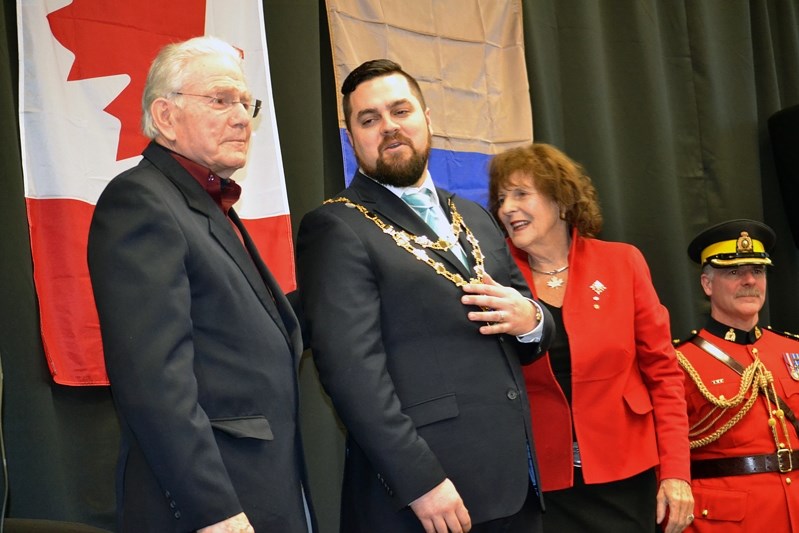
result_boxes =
[360,168,438,202]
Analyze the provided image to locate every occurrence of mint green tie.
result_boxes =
[402,190,445,232]
[402,190,469,267]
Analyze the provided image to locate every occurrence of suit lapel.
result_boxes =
[349,173,429,235]
[143,143,297,354]
[348,173,472,278]
[228,209,300,354]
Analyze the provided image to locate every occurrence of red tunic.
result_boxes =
[676,323,799,532]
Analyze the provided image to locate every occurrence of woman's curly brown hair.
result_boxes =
[488,143,603,237]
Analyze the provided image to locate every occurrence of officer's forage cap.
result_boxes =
[688,219,775,268]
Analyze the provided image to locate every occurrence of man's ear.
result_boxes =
[425,107,432,135]
[151,98,177,142]
[700,273,713,297]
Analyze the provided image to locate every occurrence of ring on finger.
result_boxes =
[498,310,505,323]
[687,513,695,521]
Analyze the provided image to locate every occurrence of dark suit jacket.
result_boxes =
[297,172,552,531]
[88,143,313,532]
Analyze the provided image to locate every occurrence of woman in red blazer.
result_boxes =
[488,144,694,533]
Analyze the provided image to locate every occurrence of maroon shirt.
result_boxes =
[168,151,241,213]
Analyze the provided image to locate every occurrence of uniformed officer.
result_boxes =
[674,218,799,532]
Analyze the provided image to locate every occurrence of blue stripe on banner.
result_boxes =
[341,129,492,208]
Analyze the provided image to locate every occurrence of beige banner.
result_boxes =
[326,0,533,155]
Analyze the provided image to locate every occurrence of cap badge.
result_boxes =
[736,231,753,253]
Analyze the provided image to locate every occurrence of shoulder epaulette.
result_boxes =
[672,329,700,347]
[765,325,799,340]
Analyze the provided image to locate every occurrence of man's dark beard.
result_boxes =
[359,135,432,188]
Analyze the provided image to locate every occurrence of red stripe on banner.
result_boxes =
[240,214,297,293]
[25,198,107,385]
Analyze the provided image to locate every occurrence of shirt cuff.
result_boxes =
[516,299,544,343]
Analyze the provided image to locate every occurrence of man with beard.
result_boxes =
[296,59,553,533]
[674,219,799,532]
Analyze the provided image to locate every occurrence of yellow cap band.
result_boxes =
[701,238,766,265]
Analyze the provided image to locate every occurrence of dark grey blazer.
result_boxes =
[297,172,552,532]
[88,142,313,532]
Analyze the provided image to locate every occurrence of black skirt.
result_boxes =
[542,466,657,532]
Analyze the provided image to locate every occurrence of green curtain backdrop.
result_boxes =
[1,1,798,531]
[524,0,799,338]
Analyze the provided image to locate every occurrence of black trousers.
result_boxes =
[472,482,542,533]
[541,467,657,533]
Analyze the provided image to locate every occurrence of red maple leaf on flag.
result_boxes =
[47,0,206,160]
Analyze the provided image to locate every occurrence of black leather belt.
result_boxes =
[691,449,798,479]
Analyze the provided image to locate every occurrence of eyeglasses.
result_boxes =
[173,92,262,118]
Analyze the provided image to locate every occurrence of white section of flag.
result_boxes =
[19,0,135,203]
[205,0,290,218]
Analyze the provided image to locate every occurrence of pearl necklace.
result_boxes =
[529,262,569,289]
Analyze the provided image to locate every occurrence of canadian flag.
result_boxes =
[18,0,294,385]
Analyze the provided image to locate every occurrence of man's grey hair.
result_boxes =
[141,36,245,139]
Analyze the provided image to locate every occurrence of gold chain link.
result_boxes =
[324,197,486,287]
